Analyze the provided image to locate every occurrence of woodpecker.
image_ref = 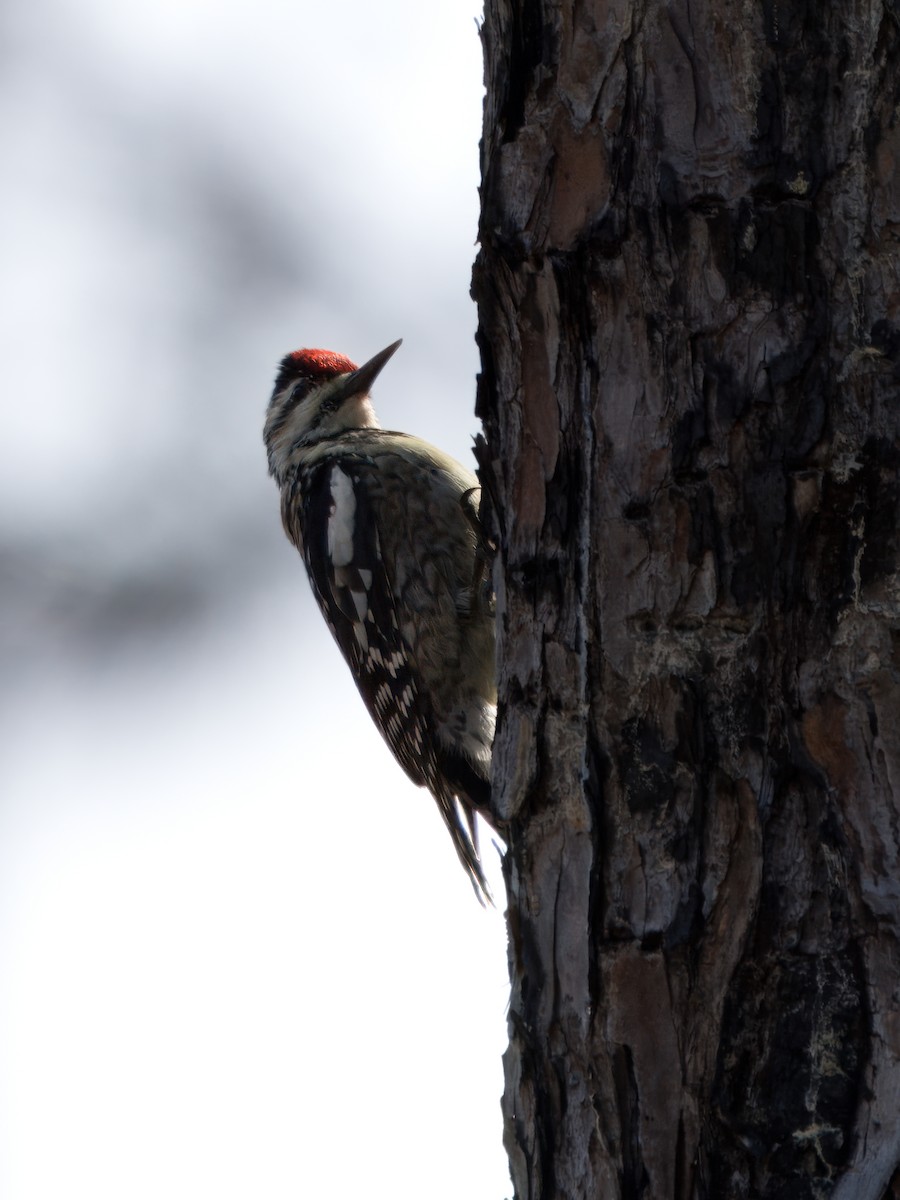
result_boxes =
[264,339,496,899]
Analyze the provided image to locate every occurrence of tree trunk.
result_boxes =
[472,1,900,1197]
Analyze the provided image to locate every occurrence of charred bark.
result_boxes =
[473,1,900,1197]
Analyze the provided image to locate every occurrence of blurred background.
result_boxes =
[0,2,512,1197]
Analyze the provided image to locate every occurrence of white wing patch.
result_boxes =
[326,465,373,653]
[327,466,356,567]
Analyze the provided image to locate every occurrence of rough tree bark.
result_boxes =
[472,1,900,1197]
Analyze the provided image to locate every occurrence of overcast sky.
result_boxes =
[0,2,512,1196]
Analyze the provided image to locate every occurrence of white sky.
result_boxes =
[0,1,512,1196]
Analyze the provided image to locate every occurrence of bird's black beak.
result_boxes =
[336,339,402,402]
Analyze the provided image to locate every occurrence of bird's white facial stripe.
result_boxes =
[263,375,384,486]
[327,466,356,568]
[337,395,380,431]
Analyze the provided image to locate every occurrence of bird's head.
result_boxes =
[264,339,402,480]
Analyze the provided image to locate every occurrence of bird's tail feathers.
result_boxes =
[435,787,493,906]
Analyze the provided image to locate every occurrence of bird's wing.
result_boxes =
[296,456,490,899]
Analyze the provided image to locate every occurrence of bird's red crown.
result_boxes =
[288,348,358,377]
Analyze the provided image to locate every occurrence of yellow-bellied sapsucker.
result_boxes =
[264,339,496,899]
